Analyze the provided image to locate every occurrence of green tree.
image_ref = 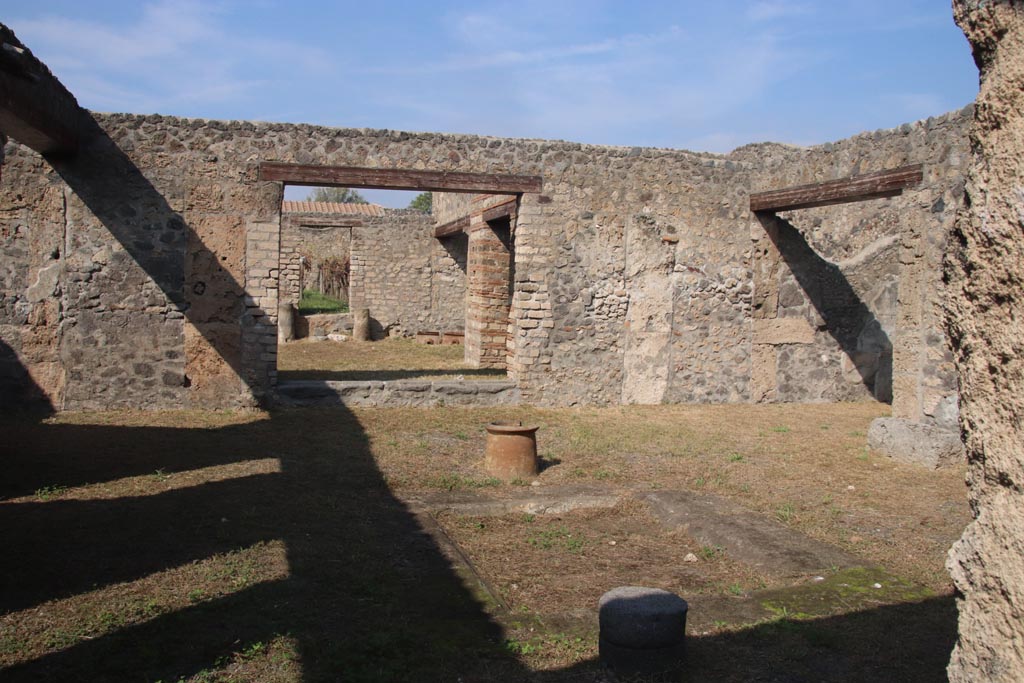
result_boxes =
[306,186,368,204]
[409,192,432,214]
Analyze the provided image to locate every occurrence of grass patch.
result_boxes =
[34,484,68,501]
[297,288,348,314]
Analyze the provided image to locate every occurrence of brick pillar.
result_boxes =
[241,218,280,403]
[465,214,512,369]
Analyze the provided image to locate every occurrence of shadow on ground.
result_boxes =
[1,408,527,682]
[1,406,957,682]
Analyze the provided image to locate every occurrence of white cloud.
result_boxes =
[10,1,332,115]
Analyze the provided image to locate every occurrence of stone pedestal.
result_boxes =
[598,586,688,678]
[484,421,538,480]
[277,302,295,344]
[867,417,964,469]
[353,308,371,342]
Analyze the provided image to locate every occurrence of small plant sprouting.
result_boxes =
[505,638,539,655]
[35,485,68,501]
[728,583,744,596]
[699,545,723,560]
[151,468,171,482]
[241,641,266,660]
[771,425,791,433]
[728,453,745,462]
[529,526,585,553]
[694,476,706,489]
[776,503,796,523]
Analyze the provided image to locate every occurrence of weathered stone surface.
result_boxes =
[407,485,621,517]
[599,586,688,649]
[277,302,294,343]
[598,637,686,678]
[296,312,351,339]
[867,417,964,469]
[639,490,859,577]
[274,379,519,407]
[946,3,1024,681]
[752,317,816,345]
[352,308,370,342]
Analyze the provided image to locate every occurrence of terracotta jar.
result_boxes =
[484,421,539,480]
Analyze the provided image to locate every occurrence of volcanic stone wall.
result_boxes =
[736,108,970,426]
[0,102,968,410]
[947,2,1024,680]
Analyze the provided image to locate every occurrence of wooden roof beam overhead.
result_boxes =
[750,164,923,213]
[0,24,86,156]
[259,162,543,195]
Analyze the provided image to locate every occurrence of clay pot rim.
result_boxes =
[486,421,539,435]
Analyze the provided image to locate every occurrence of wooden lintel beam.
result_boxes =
[0,25,86,156]
[260,162,543,195]
[481,197,517,223]
[434,215,470,238]
[750,164,924,213]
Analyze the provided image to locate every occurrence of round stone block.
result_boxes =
[598,636,686,678]
[599,586,688,650]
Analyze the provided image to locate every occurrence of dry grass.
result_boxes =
[0,402,968,681]
[277,337,507,381]
[440,499,767,614]
[364,402,968,592]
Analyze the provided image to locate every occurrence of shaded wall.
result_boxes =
[736,109,969,424]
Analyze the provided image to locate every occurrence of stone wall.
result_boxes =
[0,55,970,411]
[947,2,1024,680]
[348,209,464,337]
[433,192,477,226]
[735,109,969,425]
[279,212,353,306]
[280,208,465,338]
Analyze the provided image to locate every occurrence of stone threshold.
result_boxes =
[274,378,520,407]
[406,485,860,578]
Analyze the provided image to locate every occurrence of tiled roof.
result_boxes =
[282,201,386,216]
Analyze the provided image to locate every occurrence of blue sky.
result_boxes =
[5,1,978,207]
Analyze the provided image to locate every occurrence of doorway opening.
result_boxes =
[261,162,541,389]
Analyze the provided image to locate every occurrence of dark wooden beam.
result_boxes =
[0,25,85,156]
[434,215,470,238]
[260,162,543,194]
[481,197,517,224]
[750,164,923,213]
